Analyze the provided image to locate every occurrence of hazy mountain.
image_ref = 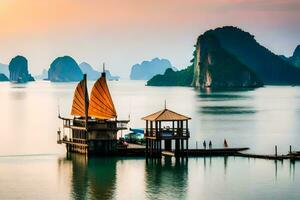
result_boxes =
[34,69,48,80]
[130,58,177,80]
[79,62,100,80]
[8,55,35,83]
[48,56,83,82]
[0,63,9,77]
[79,62,120,81]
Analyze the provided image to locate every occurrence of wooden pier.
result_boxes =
[235,145,300,161]
[115,144,250,157]
[235,152,290,160]
[117,144,300,162]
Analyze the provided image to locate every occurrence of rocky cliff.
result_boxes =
[205,26,300,85]
[191,33,262,88]
[130,58,176,80]
[148,26,300,87]
[289,45,300,68]
[48,56,83,82]
[0,73,9,81]
[8,56,34,83]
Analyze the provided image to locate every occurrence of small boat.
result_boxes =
[57,64,129,155]
[124,129,145,145]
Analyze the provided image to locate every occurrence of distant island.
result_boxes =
[9,55,35,83]
[48,56,83,82]
[148,26,300,88]
[35,69,48,80]
[0,63,9,77]
[130,58,177,80]
[34,58,119,82]
[0,73,9,82]
[79,62,120,81]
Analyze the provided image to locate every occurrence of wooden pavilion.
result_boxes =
[142,107,191,158]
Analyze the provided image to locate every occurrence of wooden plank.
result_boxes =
[236,152,290,160]
[62,140,88,147]
[162,151,175,157]
[63,125,86,130]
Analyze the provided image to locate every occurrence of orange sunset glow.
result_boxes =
[0,0,300,77]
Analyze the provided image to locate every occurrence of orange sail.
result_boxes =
[71,77,89,117]
[88,73,117,119]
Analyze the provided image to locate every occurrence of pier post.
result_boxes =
[275,145,277,157]
[289,145,292,154]
[146,139,148,158]
[186,139,188,158]
[181,139,184,157]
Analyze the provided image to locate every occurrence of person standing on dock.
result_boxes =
[209,141,212,149]
[203,141,207,149]
[224,139,228,148]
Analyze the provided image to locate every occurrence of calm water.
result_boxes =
[0,81,300,199]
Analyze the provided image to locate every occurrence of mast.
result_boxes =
[102,62,106,77]
[83,74,89,130]
[88,64,117,120]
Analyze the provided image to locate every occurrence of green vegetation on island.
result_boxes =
[147,65,193,86]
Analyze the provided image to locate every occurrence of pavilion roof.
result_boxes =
[142,108,191,121]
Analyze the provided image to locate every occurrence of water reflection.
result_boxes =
[200,106,256,115]
[145,157,188,200]
[198,93,249,102]
[9,90,27,100]
[290,161,296,181]
[197,90,255,115]
[59,154,117,200]
[54,155,300,200]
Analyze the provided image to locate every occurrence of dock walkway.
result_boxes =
[236,152,300,161]
[122,144,250,157]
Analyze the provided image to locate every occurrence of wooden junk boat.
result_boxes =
[57,68,129,155]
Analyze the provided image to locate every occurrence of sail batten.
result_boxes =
[89,103,115,114]
[93,82,115,109]
[88,73,117,119]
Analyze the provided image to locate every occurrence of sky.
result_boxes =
[0,0,300,78]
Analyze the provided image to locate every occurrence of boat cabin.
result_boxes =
[57,67,129,155]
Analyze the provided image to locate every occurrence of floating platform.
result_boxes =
[114,144,250,157]
[236,152,300,161]
[236,152,289,160]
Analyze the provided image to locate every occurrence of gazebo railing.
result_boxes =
[145,128,189,138]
